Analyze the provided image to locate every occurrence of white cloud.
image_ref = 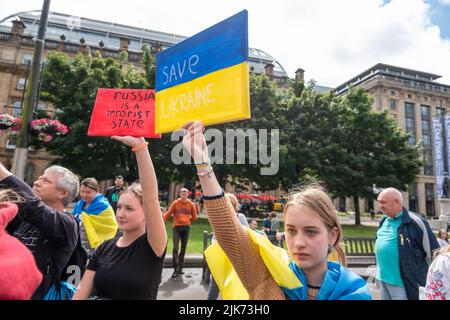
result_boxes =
[439,0,450,5]
[0,0,449,87]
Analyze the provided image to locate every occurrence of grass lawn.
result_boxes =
[165,217,378,253]
[165,217,212,254]
[341,224,377,238]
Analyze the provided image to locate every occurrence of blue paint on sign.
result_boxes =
[156,10,248,91]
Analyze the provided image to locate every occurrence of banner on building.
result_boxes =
[433,118,444,198]
[88,89,161,138]
[155,10,250,134]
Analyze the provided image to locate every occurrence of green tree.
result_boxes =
[40,50,157,182]
[320,88,422,224]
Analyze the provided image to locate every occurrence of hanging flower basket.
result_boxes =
[28,119,69,149]
[3,116,70,149]
[29,119,69,136]
[0,114,22,131]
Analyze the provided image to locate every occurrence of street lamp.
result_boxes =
[11,0,51,179]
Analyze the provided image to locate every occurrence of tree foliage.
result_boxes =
[39,50,422,223]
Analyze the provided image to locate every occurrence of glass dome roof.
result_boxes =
[0,11,288,77]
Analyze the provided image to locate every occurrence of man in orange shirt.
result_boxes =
[164,188,198,278]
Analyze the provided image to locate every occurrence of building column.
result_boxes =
[401,191,408,209]
[418,182,426,215]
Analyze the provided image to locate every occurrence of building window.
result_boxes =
[437,107,445,119]
[405,102,416,145]
[425,183,435,217]
[36,103,46,111]
[17,78,26,90]
[12,101,22,117]
[408,94,412,99]
[5,102,22,148]
[421,105,433,175]
[390,90,396,96]
[389,99,397,111]
[6,136,17,149]
[409,183,418,213]
[22,53,32,65]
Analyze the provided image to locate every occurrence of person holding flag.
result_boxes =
[72,178,118,255]
[182,121,371,300]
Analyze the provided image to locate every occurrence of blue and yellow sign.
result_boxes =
[155,10,250,133]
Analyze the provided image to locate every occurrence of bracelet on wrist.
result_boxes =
[197,166,213,177]
[195,162,210,168]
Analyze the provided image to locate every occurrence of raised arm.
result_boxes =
[0,162,12,181]
[111,136,167,257]
[182,122,284,298]
[0,163,77,247]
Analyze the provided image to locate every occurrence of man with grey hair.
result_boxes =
[0,163,79,299]
[375,187,439,300]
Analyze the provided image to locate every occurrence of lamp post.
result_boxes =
[11,0,51,179]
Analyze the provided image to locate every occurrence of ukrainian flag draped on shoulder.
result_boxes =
[204,227,303,300]
[72,194,118,249]
[205,228,371,300]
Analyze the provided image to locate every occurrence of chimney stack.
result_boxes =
[11,20,26,42]
[295,68,305,82]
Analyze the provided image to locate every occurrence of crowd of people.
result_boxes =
[1,121,449,300]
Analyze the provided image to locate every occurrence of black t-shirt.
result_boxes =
[87,233,166,300]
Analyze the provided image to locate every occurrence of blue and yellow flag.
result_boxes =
[72,194,118,248]
[204,227,303,300]
[155,10,250,133]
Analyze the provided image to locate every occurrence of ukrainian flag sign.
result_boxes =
[155,10,250,133]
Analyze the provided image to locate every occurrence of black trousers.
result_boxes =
[172,225,190,270]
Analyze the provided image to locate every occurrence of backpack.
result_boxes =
[44,217,89,300]
[60,222,89,284]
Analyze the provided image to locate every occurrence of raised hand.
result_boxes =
[111,136,146,149]
[181,121,210,164]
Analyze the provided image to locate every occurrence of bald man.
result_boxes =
[375,188,439,300]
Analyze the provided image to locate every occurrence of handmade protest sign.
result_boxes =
[88,89,161,138]
[155,10,250,134]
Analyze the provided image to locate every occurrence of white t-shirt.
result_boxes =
[425,251,450,300]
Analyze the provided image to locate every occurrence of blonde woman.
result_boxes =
[182,121,371,300]
[73,136,167,300]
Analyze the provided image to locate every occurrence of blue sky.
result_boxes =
[0,0,449,87]
[428,0,450,40]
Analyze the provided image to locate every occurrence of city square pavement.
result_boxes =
[157,267,381,300]
[158,268,209,300]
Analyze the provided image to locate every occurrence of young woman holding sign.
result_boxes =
[73,136,167,300]
[182,121,371,300]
